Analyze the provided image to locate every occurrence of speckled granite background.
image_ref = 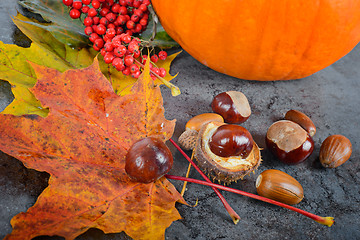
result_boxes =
[0,1,359,240]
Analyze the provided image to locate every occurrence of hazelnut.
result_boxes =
[211,91,251,124]
[195,121,261,183]
[285,109,316,136]
[178,113,224,150]
[266,120,314,164]
[256,169,304,205]
[319,135,352,168]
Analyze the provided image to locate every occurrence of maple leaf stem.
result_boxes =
[135,59,181,96]
[169,139,241,224]
[165,174,334,227]
[180,156,193,196]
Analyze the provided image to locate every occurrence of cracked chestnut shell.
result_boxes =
[125,137,173,183]
[266,120,314,164]
[195,121,261,183]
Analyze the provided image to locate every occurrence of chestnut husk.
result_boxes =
[194,122,261,183]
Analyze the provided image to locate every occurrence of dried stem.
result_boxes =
[165,174,334,227]
[180,151,194,196]
[134,59,180,96]
[169,139,240,224]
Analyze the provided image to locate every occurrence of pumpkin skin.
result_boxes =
[152,0,360,81]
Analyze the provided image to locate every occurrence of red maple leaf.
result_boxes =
[0,59,182,240]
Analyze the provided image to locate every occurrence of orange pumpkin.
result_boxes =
[152,0,360,80]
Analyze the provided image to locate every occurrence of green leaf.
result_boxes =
[18,0,89,47]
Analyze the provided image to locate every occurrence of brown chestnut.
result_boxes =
[194,121,261,183]
[266,120,314,164]
[125,137,173,183]
[209,124,254,158]
[285,109,316,137]
[256,169,304,205]
[211,91,251,124]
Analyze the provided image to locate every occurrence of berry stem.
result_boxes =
[165,174,334,227]
[169,138,241,224]
[135,59,181,96]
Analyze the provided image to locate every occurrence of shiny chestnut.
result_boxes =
[125,137,173,183]
[266,120,314,164]
[209,124,254,158]
[211,91,251,124]
[195,122,261,183]
[178,113,224,150]
[285,109,316,136]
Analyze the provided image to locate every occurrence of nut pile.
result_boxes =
[179,90,352,204]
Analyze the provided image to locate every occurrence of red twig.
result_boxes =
[165,174,334,227]
[169,138,241,224]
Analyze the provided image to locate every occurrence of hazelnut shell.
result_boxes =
[319,135,352,168]
[194,121,261,183]
[256,169,304,205]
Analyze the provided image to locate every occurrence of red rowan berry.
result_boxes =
[96,24,107,35]
[93,16,100,25]
[122,67,131,75]
[159,68,167,78]
[124,55,134,66]
[100,7,110,17]
[83,17,93,27]
[104,53,115,64]
[72,1,83,9]
[94,38,104,49]
[69,8,81,19]
[92,0,101,9]
[126,20,135,29]
[63,0,73,6]
[130,64,140,73]
[150,54,159,63]
[139,3,148,12]
[104,42,114,52]
[112,58,125,71]
[119,6,127,15]
[82,6,90,13]
[111,3,121,13]
[121,34,132,43]
[106,13,117,22]
[158,51,168,60]
[87,8,98,17]
[89,33,100,42]
[114,45,127,57]
[84,26,93,35]
[100,17,109,26]
[131,70,141,78]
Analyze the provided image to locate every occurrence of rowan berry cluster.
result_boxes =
[62,0,169,79]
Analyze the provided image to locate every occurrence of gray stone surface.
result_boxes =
[1,1,359,240]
